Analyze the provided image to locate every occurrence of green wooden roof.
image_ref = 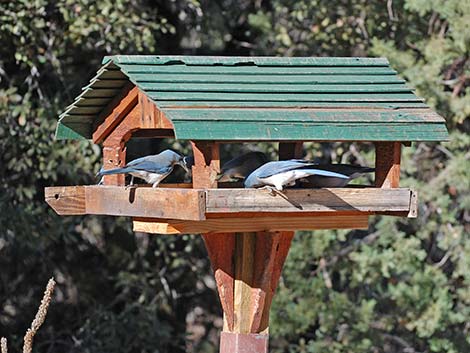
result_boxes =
[56,55,448,141]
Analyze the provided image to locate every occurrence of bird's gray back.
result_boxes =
[126,150,180,168]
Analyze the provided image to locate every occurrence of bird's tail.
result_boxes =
[96,167,130,176]
[358,167,375,173]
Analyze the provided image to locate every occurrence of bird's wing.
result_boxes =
[255,160,314,178]
[128,161,173,174]
[126,154,163,167]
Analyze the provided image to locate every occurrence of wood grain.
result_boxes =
[375,142,401,188]
[234,233,256,333]
[45,186,206,220]
[92,83,138,143]
[202,233,236,331]
[191,141,220,188]
[132,214,369,234]
[138,89,173,129]
[205,188,413,213]
[45,186,86,215]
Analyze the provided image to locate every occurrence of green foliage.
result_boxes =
[1,0,469,352]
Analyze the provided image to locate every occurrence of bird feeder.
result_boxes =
[45,56,448,353]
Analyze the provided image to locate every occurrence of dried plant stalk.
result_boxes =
[1,337,7,353]
[23,278,56,353]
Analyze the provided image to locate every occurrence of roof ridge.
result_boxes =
[103,55,390,67]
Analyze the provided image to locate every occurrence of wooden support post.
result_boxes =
[278,142,303,160]
[203,231,294,353]
[101,104,141,185]
[190,141,220,188]
[375,142,401,188]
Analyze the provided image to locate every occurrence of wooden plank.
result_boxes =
[172,120,449,142]
[132,214,370,234]
[121,64,398,75]
[92,84,138,143]
[157,101,429,108]
[147,91,421,102]
[44,186,206,220]
[98,69,127,80]
[83,79,128,89]
[139,82,412,93]
[55,122,91,140]
[205,188,413,213]
[81,88,122,98]
[162,108,445,123]
[46,186,416,221]
[111,55,390,66]
[191,141,220,188]
[45,186,86,215]
[131,73,404,84]
[85,186,205,220]
[64,106,104,115]
[375,142,401,188]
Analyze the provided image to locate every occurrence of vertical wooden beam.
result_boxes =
[202,233,236,332]
[101,104,141,185]
[102,146,126,185]
[278,142,303,160]
[190,141,220,189]
[233,232,257,333]
[375,142,401,188]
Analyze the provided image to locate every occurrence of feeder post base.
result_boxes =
[220,332,269,353]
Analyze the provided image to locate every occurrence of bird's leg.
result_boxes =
[259,185,283,196]
[125,175,136,190]
[259,185,303,210]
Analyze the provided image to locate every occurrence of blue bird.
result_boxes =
[244,160,350,191]
[217,151,269,182]
[97,149,191,188]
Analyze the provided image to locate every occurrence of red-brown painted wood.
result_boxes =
[190,141,220,188]
[375,142,401,188]
[220,332,268,353]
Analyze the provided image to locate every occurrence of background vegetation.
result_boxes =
[1,0,469,352]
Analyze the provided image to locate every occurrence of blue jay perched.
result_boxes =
[217,151,269,182]
[97,149,191,188]
[300,164,375,188]
[244,160,349,191]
